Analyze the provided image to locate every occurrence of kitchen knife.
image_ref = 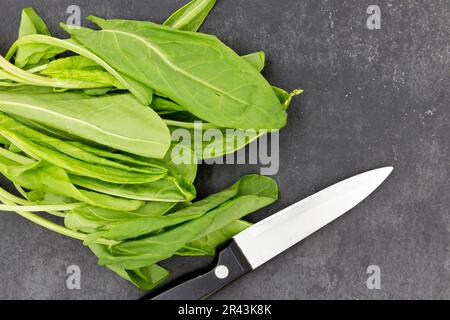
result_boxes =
[146,167,393,300]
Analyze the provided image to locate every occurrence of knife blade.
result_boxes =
[148,167,393,300]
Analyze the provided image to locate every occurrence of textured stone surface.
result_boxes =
[0,0,448,300]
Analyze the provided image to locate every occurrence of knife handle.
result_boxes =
[148,241,252,300]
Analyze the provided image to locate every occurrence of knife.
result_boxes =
[146,167,393,300]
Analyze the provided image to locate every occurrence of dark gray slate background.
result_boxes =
[0,0,448,300]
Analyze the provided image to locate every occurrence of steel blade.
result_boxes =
[233,167,393,269]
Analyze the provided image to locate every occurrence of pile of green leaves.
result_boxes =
[0,0,299,291]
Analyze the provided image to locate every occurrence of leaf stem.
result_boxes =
[0,195,119,246]
[26,64,49,74]
[0,146,36,165]
[13,183,29,199]
[163,119,219,130]
[170,0,213,30]
[0,202,85,212]
[0,69,36,85]
[0,54,108,89]
[6,35,149,103]
[0,185,32,205]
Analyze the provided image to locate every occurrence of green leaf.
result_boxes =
[66,141,198,198]
[40,56,126,89]
[89,243,170,291]
[166,1,266,79]
[13,8,64,69]
[18,8,51,38]
[83,87,113,96]
[171,126,266,160]
[0,53,107,89]
[0,88,171,158]
[166,1,267,76]
[164,0,217,32]
[166,3,279,117]
[0,114,168,175]
[125,264,170,291]
[63,18,286,130]
[133,202,177,216]
[97,175,278,269]
[241,52,303,109]
[64,205,173,234]
[242,51,266,72]
[66,141,166,168]
[6,35,154,104]
[84,211,202,245]
[0,157,144,211]
[83,178,243,243]
[177,219,251,256]
[272,86,303,110]
[0,114,168,184]
[28,192,74,205]
[65,199,179,233]
[69,176,193,202]
[64,144,197,202]
[151,96,185,114]
[64,209,103,233]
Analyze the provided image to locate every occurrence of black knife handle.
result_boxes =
[149,241,252,300]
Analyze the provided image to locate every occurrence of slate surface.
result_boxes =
[0,0,448,300]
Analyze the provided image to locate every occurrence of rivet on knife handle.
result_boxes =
[148,241,252,300]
